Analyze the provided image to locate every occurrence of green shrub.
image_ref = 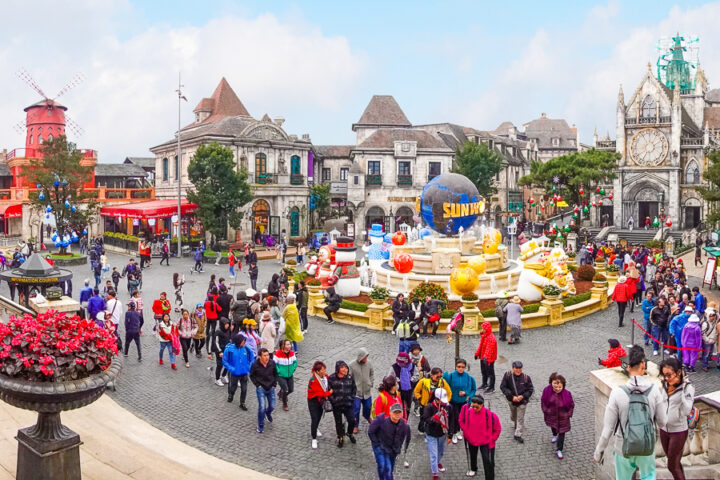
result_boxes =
[461,293,479,301]
[307,278,321,286]
[285,259,297,265]
[523,303,541,314]
[645,239,663,249]
[567,264,578,272]
[480,308,496,318]
[292,272,310,283]
[605,263,619,273]
[440,309,455,319]
[567,251,576,258]
[593,273,607,281]
[577,264,595,281]
[562,292,592,307]
[542,284,562,296]
[369,286,390,300]
[340,300,368,312]
[409,281,449,306]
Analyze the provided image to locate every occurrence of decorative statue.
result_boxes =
[278,156,287,174]
[304,255,320,276]
[358,259,370,287]
[316,244,336,287]
[516,263,551,302]
[328,237,360,297]
[367,224,385,268]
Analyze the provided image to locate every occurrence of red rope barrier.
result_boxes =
[631,319,714,354]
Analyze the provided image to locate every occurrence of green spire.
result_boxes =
[657,33,693,90]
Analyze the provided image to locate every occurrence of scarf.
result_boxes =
[432,400,449,432]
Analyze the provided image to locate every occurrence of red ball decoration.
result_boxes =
[579,188,584,195]
[598,200,603,206]
[392,231,406,246]
[540,205,546,210]
[666,219,672,227]
[609,193,613,200]
[596,186,601,193]
[393,253,414,274]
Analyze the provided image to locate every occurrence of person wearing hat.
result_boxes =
[499,361,534,443]
[503,296,523,344]
[408,342,431,416]
[700,306,719,371]
[349,347,375,432]
[389,352,415,416]
[598,339,626,368]
[611,275,631,327]
[681,314,703,371]
[368,401,411,480]
[669,304,693,352]
[259,311,277,352]
[459,394,501,478]
[241,318,260,354]
[422,388,451,479]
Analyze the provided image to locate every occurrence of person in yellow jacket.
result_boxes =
[413,367,452,413]
[283,293,304,352]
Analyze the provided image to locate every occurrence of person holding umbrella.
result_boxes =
[459,395,501,478]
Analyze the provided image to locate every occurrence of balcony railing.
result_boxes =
[681,138,704,146]
[255,173,274,184]
[625,116,671,125]
[5,148,97,160]
[397,174,412,186]
[366,174,382,186]
[290,173,305,185]
[596,140,616,149]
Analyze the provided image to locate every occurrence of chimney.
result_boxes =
[508,126,517,140]
[302,134,311,142]
[273,117,285,127]
[541,112,547,119]
[571,124,577,135]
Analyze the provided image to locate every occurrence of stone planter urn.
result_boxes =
[592,280,609,289]
[462,300,478,309]
[543,294,560,301]
[0,357,121,480]
[371,298,387,306]
[606,270,619,280]
[307,284,322,294]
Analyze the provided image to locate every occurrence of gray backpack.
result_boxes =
[618,385,655,457]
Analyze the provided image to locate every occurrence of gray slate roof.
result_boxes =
[313,145,353,158]
[152,116,256,150]
[522,115,576,150]
[124,157,155,169]
[353,95,411,129]
[707,88,720,104]
[358,128,450,150]
[95,163,147,177]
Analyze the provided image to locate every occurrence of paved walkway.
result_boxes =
[0,252,718,479]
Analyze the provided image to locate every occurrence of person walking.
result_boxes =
[307,361,333,450]
[210,318,231,386]
[87,288,105,324]
[459,394,501,479]
[191,303,206,358]
[701,307,719,371]
[295,281,309,333]
[504,296,523,344]
[249,348,278,433]
[594,346,667,480]
[323,286,342,325]
[495,294,509,342]
[612,276,631,327]
[152,292,172,324]
[223,333,255,409]
[283,293,304,352]
[249,261,259,291]
[659,357,695,480]
[329,360,357,447]
[172,274,186,309]
[156,313,177,371]
[474,321,498,393]
[230,291,249,333]
[444,358,477,444]
[374,375,404,419]
[123,300,143,361]
[389,353,415,417]
[499,361,534,443]
[422,388,451,480]
[193,247,203,273]
[641,291,655,345]
[414,368,452,418]
[105,289,123,351]
[274,340,297,411]
[409,342,430,417]
[540,373,574,460]
[368,403,411,480]
[681,314,702,372]
[159,241,170,266]
[228,249,237,279]
[177,308,198,368]
[259,311,277,352]
[349,347,374,433]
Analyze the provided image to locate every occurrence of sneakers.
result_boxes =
[311,439,318,450]
[438,463,446,472]
[347,433,356,444]
[159,359,164,365]
[457,431,463,440]
[551,435,558,443]
[256,427,263,434]
[326,320,335,325]
[353,426,359,434]
[664,349,671,355]
[653,351,659,356]
[317,430,323,438]
[466,471,476,477]
[222,375,229,384]
[391,330,396,335]
[185,362,190,368]
[215,379,224,387]
[171,364,177,370]
[239,403,248,411]
[514,436,524,443]
[556,450,564,460]
[227,395,234,403]
[266,412,273,423]
[413,408,420,417]
[484,388,495,394]
[337,436,344,448]
[452,433,458,444]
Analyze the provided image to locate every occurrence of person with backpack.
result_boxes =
[349,347,374,433]
[328,360,357,447]
[494,294,509,342]
[474,321,498,393]
[391,293,410,336]
[274,339,297,411]
[443,358,477,444]
[540,372,574,460]
[408,342,431,416]
[396,312,419,354]
[659,357,695,480]
[499,361,533,443]
[374,375,404,419]
[422,388,451,480]
[223,333,255,410]
[701,307,719,371]
[123,300,143,361]
[593,345,668,479]
[368,402,411,480]
[389,353,415,416]
[459,394,501,479]
[307,361,333,450]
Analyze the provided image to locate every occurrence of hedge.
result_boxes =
[562,292,592,307]
[522,303,541,314]
[440,309,455,319]
[340,299,369,312]
[481,308,496,318]
[48,253,84,259]
[204,250,230,257]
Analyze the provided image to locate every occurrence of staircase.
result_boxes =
[608,229,659,245]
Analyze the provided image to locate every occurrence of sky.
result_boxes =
[1,1,719,162]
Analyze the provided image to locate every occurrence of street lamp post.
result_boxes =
[176,74,187,257]
[508,218,517,259]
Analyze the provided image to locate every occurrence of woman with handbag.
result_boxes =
[660,357,695,479]
[540,372,574,460]
[177,308,198,368]
[307,361,333,450]
[157,313,177,370]
[422,388,451,480]
[152,292,172,325]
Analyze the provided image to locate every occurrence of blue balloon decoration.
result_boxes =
[38,192,45,200]
[36,184,41,189]
[45,214,50,219]
[419,173,484,236]
[82,228,87,235]
[61,240,69,248]
[53,180,60,187]
[64,200,70,208]
[61,179,67,186]
[71,206,76,213]
[418,227,432,239]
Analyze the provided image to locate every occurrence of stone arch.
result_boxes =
[241,122,289,141]
[685,158,700,184]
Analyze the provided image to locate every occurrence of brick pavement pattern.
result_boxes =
[3,251,720,480]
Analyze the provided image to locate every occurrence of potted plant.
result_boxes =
[605,263,619,278]
[307,278,322,292]
[542,284,562,301]
[0,311,120,479]
[566,251,577,265]
[461,293,479,309]
[284,259,298,270]
[369,286,390,305]
[592,273,608,288]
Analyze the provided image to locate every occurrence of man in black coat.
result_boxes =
[328,360,357,447]
[368,403,411,478]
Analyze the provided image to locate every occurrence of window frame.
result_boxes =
[367,160,381,175]
[340,167,349,181]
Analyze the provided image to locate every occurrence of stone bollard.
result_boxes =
[460,305,482,334]
[367,302,390,331]
[540,298,564,326]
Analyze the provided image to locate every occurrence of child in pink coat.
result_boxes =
[459,394,501,478]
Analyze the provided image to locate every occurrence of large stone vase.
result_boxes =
[0,357,121,480]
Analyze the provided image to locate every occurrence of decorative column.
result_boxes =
[461,304,481,334]
[540,298,564,326]
[307,287,324,316]
[366,302,390,331]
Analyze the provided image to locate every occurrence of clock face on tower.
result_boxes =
[629,128,668,167]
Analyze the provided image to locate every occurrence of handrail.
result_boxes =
[0,294,35,318]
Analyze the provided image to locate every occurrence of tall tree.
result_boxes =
[451,141,504,201]
[518,149,620,207]
[20,135,98,252]
[697,149,720,228]
[187,142,252,244]
[309,183,331,228]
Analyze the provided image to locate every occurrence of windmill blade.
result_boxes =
[16,68,48,100]
[65,116,84,138]
[55,73,85,99]
[13,120,26,135]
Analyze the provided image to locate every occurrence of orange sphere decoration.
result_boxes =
[393,253,414,274]
[392,231,406,246]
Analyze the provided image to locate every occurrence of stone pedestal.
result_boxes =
[367,302,390,331]
[665,237,675,257]
[308,288,324,316]
[430,248,461,274]
[567,232,578,252]
[540,298,564,326]
[16,412,82,480]
[29,297,81,315]
[460,306,481,334]
[591,286,609,309]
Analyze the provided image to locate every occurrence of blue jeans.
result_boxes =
[372,446,396,480]
[643,317,651,344]
[398,340,412,353]
[159,341,175,364]
[229,265,235,276]
[354,397,372,424]
[291,341,298,352]
[94,274,101,289]
[651,326,668,351]
[702,342,716,368]
[256,387,276,429]
[425,434,446,474]
[614,452,656,479]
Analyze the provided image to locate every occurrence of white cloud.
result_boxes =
[0,3,364,161]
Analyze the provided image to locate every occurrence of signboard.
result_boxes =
[703,256,717,289]
[346,222,355,238]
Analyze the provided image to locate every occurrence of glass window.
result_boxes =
[255,153,267,174]
[162,158,168,181]
[28,134,33,145]
[322,168,331,181]
[340,168,348,181]
[641,95,656,118]
[354,176,359,185]
[429,162,441,176]
[398,161,411,175]
[368,161,381,175]
[290,155,301,175]
[685,160,700,184]
[174,155,179,179]
[48,134,53,142]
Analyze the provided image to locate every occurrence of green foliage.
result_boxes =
[567,264,578,272]
[310,184,331,215]
[104,231,139,243]
[48,253,84,259]
[285,259,298,265]
[187,143,252,241]
[542,284,562,296]
[369,286,390,300]
[673,243,692,256]
[577,264,596,281]
[340,300,369,312]
[451,141,504,201]
[307,278,322,286]
[518,149,619,206]
[461,293,479,301]
[480,308,496,318]
[440,309,455,319]
[698,150,720,228]
[523,303,541,314]
[562,292,592,307]
[605,263,619,272]
[409,281,449,306]
[566,251,576,258]
[292,271,310,283]
[645,239,663,249]
[203,249,229,257]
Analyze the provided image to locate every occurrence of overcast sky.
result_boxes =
[1,1,718,162]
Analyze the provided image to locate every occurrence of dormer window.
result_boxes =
[488,140,494,149]
[552,138,560,147]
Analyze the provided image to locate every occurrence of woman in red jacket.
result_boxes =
[625,266,638,313]
[474,321,498,393]
[204,289,221,359]
[307,361,332,450]
[598,338,627,368]
[611,276,631,328]
[152,292,171,322]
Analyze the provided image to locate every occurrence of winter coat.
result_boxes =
[541,385,575,434]
[641,298,654,321]
[474,322,498,363]
[694,292,707,314]
[250,358,278,390]
[230,292,249,328]
[152,298,171,317]
[328,361,357,408]
[422,299,445,317]
[325,287,342,312]
[267,274,281,299]
[458,404,502,448]
[503,303,523,328]
[681,318,703,364]
[258,320,277,351]
[87,295,106,321]
[307,373,332,402]
[156,320,174,343]
[124,310,143,334]
[422,400,450,438]
[368,415,411,456]
[701,317,719,345]
[662,378,695,433]
[650,304,671,329]
[390,363,415,391]
[443,370,477,405]
[216,293,233,321]
[192,311,206,340]
[295,287,309,309]
[374,390,403,419]
[204,297,220,321]
[273,349,297,378]
[494,298,508,322]
[611,282,631,303]
[282,304,304,343]
[177,315,198,339]
[499,371,534,405]
[348,348,374,399]
[392,299,410,320]
[222,341,255,376]
[600,345,627,368]
[210,319,231,354]
[669,312,691,346]
[413,377,452,407]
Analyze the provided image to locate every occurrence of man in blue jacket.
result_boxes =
[223,333,256,411]
[443,358,477,444]
[669,305,692,350]
[79,279,93,319]
[693,287,706,315]
[87,288,105,324]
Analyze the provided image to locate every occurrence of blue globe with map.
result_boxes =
[420,173,484,235]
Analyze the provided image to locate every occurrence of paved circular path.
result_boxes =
[5,251,719,480]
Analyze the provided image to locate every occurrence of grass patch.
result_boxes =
[48,253,84,259]
[203,250,230,257]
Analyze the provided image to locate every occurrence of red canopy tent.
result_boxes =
[100,199,197,220]
[0,204,22,237]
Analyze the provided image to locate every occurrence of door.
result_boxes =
[290,209,300,237]
[684,207,701,229]
[600,206,614,226]
[637,202,658,225]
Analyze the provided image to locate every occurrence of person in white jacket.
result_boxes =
[258,311,277,352]
[659,357,695,480]
[593,345,667,480]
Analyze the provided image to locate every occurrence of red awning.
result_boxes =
[0,204,22,218]
[100,199,197,220]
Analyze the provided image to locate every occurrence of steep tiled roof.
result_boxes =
[523,114,576,149]
[493,121,517,135]
[95,163,147,177]
[707,88,720,104]
[705,107,720,129]
[191,77,251,126]
[353,95,411,130]
[358,128,450,150]
[151,116,256,150]
[314,145,353,158]
[124,157,155,169]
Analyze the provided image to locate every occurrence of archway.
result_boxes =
[683,197,702,229]
[395,206,415,230]
[365,206,385,232]
[252,199,270,241]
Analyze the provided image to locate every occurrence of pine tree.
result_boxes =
[697,149,720,228]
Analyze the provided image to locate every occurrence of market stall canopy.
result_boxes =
[0,253,72,285]
[100,199,198,220]
[0,204,22,218]
[703,246,720,258]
